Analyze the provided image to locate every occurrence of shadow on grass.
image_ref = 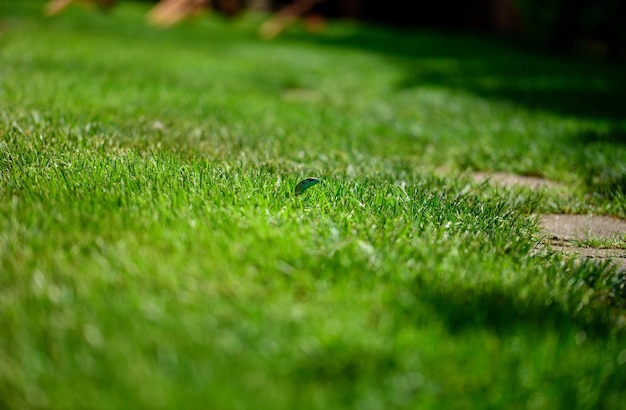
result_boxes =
[395,61,626,121]
[574,128,626,145]
[292,342,396,387]
[581,168,626,200]
[305,27,626,121]
[565,127,626,197]
[409,275,615,337]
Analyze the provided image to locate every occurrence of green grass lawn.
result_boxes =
[1,1,626,409]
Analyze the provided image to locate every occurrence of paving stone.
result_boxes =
[549,243,626,272]
[461,170,626,273]
[471,172,563,189]
[540,214,626,273]
[540,214,626,241]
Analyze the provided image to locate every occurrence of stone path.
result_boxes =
[540,214,626,272]
[471,171,565,190]
[473,171,626,272]
[540,214,626,241]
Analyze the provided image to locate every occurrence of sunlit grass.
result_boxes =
[1,1,626,409]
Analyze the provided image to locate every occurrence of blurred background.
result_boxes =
[28,0,626,59]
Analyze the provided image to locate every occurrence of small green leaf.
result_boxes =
[295,177,321,196]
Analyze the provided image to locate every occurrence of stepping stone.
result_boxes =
[549,244,626,272]
[540,214,626,241]
[452,169,625,272]
[540,214,626,273]
[472,172,563,190]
